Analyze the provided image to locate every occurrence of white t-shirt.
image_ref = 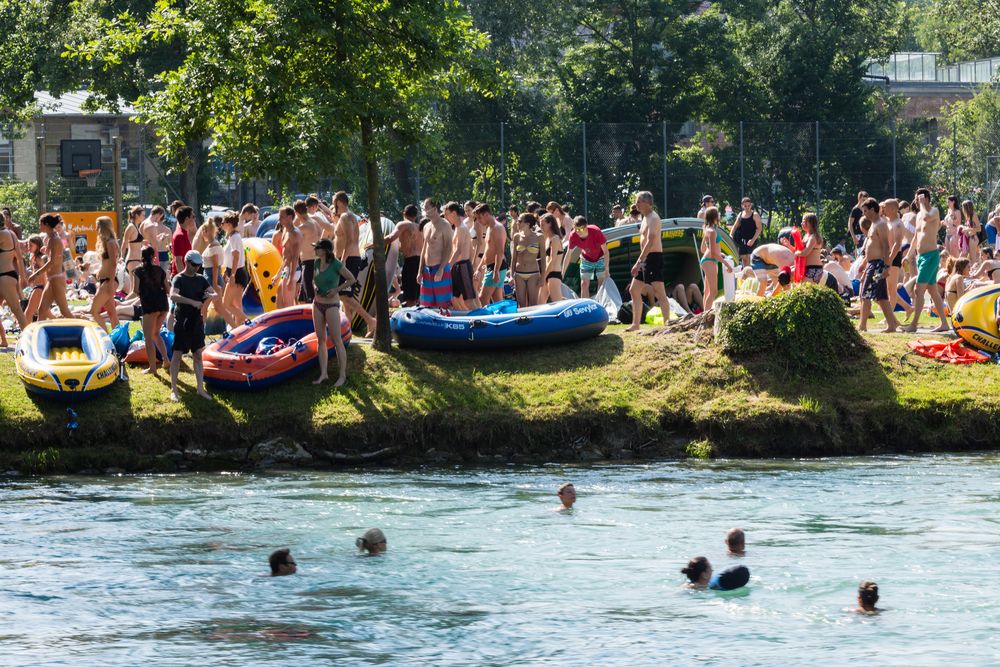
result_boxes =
[223,232,245,270]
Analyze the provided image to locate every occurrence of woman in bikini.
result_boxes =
[538,213,566,303]
[797,213,824,284]
[121,205,147,298]
[944,258,970,318]
[546,202,575,239]
[511,213,541,307]
[312,238,357,387]
[961,200,981,265]
[700,206,723,310]
[28,214,73,320]
[0,224,28,342]
[944,196,962,258]
[90,216,120,330]
[23,235,47,323]
[193,217,232,325]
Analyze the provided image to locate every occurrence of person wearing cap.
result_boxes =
[169,249,215,402]
[268,548,298,576]
[726,528,745,556]
[697,195,715,220]
[312,238,358,386]
[356,528,387,555]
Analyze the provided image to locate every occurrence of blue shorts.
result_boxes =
[580,258,605,281]
[484,268,507,288]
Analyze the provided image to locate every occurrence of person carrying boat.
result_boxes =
[563,216,608,299]
[169,250,215,402]
[332,192,377,336]
[748,240,794,296]
[312,239,356,387]
[626,191,672,332]
[474,203,508,305]
[444,201,479,310]
[419,199,455,310]
[384,204,422,307]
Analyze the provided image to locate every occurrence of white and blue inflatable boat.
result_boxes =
[390,298,609,350]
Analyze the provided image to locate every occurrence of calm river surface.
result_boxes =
[2,455,999,666]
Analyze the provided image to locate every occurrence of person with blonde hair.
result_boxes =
[90,216,120,330]
[193,216,232,325]
[961,200,981,264]
[28,214,73,320]
[23,234,47,322]
[699,207,723,310]
[219,211,248,325]
[121,204,147,297]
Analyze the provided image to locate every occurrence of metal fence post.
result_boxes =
[892,117,897,198]
[499,122,505,213]
[582,122,588,218]
[739,121,745,200]
[662,121,668,216]
[113,135,123,221]
[952,121,958,194]
[815,121,821,217]
[415,166,421,205]
[35,133,46,214]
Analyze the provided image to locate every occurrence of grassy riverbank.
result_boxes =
[1,325,999,473]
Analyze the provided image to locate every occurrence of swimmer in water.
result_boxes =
[726,528,745,556]
[269,548,297,576]
[854,580,880,614]
[681,556,713,589]
[556,482,576,510]
[356,528,387,556]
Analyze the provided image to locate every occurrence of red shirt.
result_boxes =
[171,226,191,276]
[568,225,607,262]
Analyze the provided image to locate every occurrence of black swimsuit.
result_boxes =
[0,232,18,281]
[126,223,144,265]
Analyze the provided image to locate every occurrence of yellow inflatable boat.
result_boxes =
[952,284,1000,353]
[14,319,120,399]
[244,237,281,313]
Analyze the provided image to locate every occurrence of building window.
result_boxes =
[0,129,13,178]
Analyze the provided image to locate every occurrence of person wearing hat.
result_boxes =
[312,238,358,386]
[356,528,387,555]
[697,194,715,220]
[169,249,215,402]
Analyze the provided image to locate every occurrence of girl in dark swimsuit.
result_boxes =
[0,227,28,337]
[539,213,566,303]
[23,235,47,323]
[91,216,120,330]
[122,205,146,296]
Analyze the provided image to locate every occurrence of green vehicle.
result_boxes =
[563,217,739,297]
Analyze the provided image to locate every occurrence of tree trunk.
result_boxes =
[180,138,201,221]
[361,117,392,352]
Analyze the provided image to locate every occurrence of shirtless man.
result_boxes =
[856,197,898,333]
[883,199,913,318]
[142,206,172,269]
[293,200,319,303]
[748,240,794,296]
[29,214,73,320]
[626,191,671,332]
[444,201,480,310]
[418,198,454,310]
[332,191,376,335]
[239,203,261,238]
[474,203,508,305]
[384,204,422,307]
[463,200,486,291]
[270,206,301,308]
[902,188,949,333]
[306,195,335,239]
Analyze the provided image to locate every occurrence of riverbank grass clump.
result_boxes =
[718,284,865,372]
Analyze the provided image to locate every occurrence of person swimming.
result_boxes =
[726,528,745,556]
[855,580,880,614]
[268,548,297,576]
[356,528,387,556]
[556,482,576,510]
[681,556,712,589]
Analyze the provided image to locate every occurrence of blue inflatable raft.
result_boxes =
[390,298,609,350]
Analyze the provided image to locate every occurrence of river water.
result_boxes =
[2,455,998,666]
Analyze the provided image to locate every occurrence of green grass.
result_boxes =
[1,325,998,471]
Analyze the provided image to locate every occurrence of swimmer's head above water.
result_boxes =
[856,580,880,613]
[269,548,297,576]
[726,528,745,556]
[557,483,576,509]
[681,556,712,588]
[357,528,387,555]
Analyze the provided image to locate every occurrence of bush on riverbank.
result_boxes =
[718,284,865,372]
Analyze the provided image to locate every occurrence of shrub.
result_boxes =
[718,283,865,372]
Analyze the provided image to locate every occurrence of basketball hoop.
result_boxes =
[78,168,102,188]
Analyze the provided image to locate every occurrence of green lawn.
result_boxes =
[1,324,998,472]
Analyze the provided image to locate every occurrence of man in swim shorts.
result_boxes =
[856,197,898,333]
[141,206,172,269]
[475,203,508,305]
[333,191,376,335]
[883,199,913,318]
[748,241,795,296]
[385,204,422,307]
[444,201,480,310]
[563,217,609,298]
[419,198,454,310]
[626,191,671,332]
[902,188,949,333]
[268,548,297,576]
[271,206,301,308]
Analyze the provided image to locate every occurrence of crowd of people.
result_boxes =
[265,484,880,614]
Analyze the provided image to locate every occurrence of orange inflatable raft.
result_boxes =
[202,305,351,390]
